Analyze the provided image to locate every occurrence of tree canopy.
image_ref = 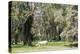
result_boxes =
[9,1,78,45]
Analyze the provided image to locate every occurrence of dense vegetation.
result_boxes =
[9,1,78,53]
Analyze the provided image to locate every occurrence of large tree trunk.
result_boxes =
[23,14,34,46]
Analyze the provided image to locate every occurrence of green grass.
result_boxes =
[11,41,78,53]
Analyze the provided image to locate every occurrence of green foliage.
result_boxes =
[10,2,78,45]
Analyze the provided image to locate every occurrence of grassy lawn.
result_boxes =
[11,41,78,53]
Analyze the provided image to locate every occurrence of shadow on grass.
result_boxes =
[64,42,78,48]
[11,44,24,48]
[11,44,36,48]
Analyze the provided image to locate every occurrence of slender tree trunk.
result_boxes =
[15,34,18,44]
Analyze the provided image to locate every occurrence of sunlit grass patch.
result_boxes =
[11,41,78,53]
